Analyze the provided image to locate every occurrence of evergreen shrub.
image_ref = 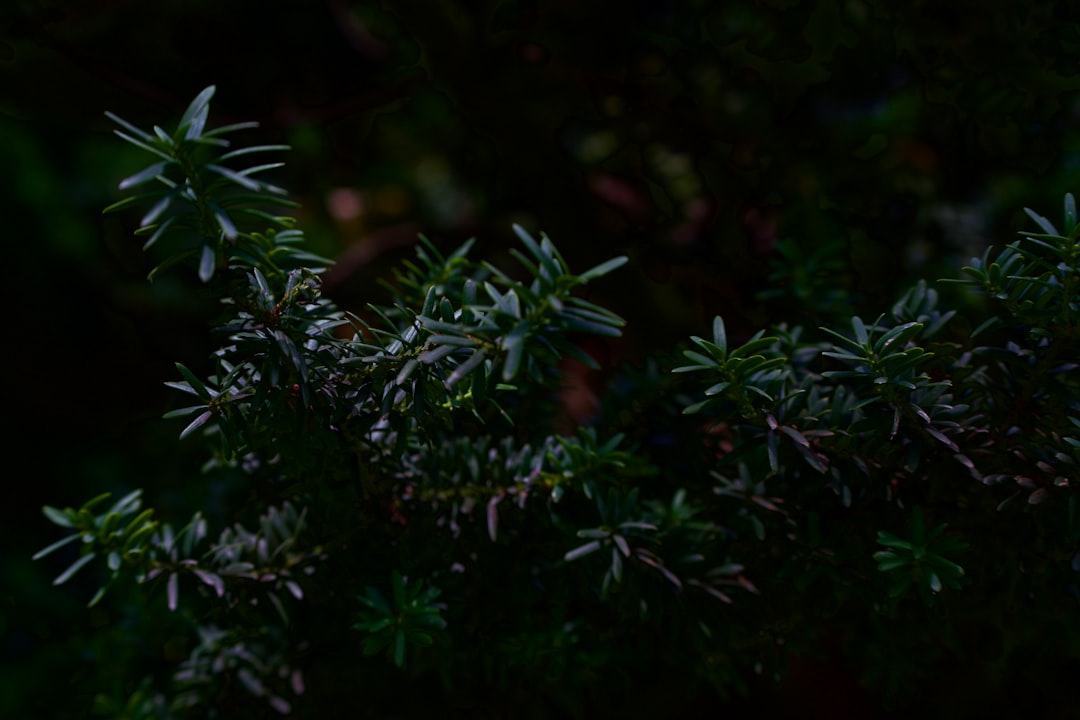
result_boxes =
[37,86,1080,717]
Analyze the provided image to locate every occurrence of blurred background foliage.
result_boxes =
[5,0,1080,716]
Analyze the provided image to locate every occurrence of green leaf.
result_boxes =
[180,410,214,439]
[104,111,153,143]
[212,207,238,240]
[728,335,778,359]
[778,425,810,448]
[196,245,214,284]
[420,317,468,334]
[508,248,544,285]
[610,547,623,582]
[194,569,226,598]
[123,523,158,553]
[567,296,622,320]
[53,553,96,586]
[851,316,870,346]
[712,316,728,354]
[447,349,487,387]
[924,426,958,452]
[428,335,478,347]
[970,316,1001,338]
[565,305,626,327]
[682,399,711,414]
[87,586,108,608]
[818,328,864,357]
[420,344,458,364]
[152,125,173,145]
[392,630,407,667]
[166,572,179,611]
[513,224,561,280]
[177,85,216,137]
[578,255,628,282]
[107,490,142,516]
[497,288,522,318]
[672,364,710,374]
[794,443,828,473]
[421,286,438,317]
[541,234,570,275]
[1024,206,1059,236]
[207,163,262,191]
[119,161,170,190]
[873,551,909,572]
[218,144,291,161]
[162,405,206,420]
[201,120,260,139]
[148,248,198,282]
[174,363,213,402]
[704,381,730,396]
[501,325,530,381]
[112,130,174,162]
[82,493,113,513]
[140,194,175,227]
[32,533,81,560]
[102,195,144,215]
[122,508,156,537]
[43,505,74,528]
[876,531,913,550]
[252,266,272,298]
[396,358,420,386]
[926,570,942,593]
[142,216,177,251]
[873,322,923,354]
[925,554,965,580]
[564,540,602,561]
[682,350,716,367]
[563,315,623,337]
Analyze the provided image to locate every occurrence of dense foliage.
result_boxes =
[32,85,1080,717]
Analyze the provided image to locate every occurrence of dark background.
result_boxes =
[4,0,1080,715]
